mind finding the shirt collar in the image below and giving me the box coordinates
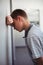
[24,24,33,38]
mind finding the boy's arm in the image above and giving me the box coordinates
[34,57,43,65]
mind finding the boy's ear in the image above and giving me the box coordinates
[17,16,21,22]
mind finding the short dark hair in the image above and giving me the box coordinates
[11,9,28,19]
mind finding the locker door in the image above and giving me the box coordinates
[0,0,13,65]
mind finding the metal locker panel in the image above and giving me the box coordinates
[0,0,12,65]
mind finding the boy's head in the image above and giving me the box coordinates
[6,9,30,32]
[10,9,29,32]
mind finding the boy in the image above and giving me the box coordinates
[6,9,43,65]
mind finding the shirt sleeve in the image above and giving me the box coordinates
[27,35,43,59]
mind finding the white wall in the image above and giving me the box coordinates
[12,0,43,46]
[40,9,43,31]
[0,0,12,65]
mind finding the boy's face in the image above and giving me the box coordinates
[13,16,24,32]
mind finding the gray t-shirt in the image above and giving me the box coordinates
[25,24,43,64]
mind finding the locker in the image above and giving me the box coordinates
[0,0,15,65]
